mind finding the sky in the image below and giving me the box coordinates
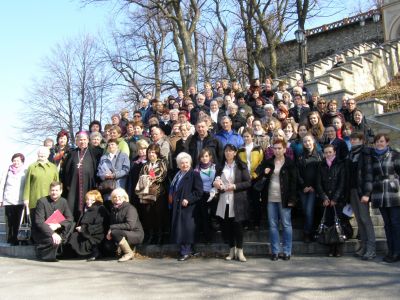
[0,0,373,171]
[0,0,118,169]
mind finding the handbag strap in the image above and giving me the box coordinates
[19,206,32,226]
[321,206,328,224]
[332,205,340,223]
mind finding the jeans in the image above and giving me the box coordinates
[268,202,292,255]
[379,206,400,256]
[299,191,316,234]
[180,244,192,256]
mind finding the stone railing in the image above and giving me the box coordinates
[305,9,381,36]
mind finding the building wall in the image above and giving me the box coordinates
[266,18,384,77]
[383,0,400,40]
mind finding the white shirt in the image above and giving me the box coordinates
[216,162,236,218]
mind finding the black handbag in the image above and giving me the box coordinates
[98,179,117,194]
[315,206,347,245]
[17,206,32,241]
[253,177,267,192]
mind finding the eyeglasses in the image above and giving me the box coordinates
[134,115,141,118]
[318,102,326,105]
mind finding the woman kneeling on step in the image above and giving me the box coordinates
[105,188,144,262]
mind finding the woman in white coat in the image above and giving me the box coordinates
[0,153,27,245]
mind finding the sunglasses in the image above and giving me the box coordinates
[318,102,326,104]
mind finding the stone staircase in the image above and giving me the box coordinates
[0,205,387,259]
[276,40,400,103]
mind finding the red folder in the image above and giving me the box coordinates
[45,209,66,224]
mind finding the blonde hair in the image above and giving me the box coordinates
[110,188,129,204]
[85,190,103,204]
[136,139,149,150]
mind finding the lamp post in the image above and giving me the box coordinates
[359,15,366,42]
[372,10,381,44]
[295,28,307,82]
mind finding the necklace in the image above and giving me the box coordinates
[77,148,88,169]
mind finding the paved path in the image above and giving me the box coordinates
[1,255,399,299]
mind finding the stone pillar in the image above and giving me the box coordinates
[357,98,387,117]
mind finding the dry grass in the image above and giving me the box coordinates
[355,74,400,112]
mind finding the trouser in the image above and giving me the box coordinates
[140,196,167,234]
[180,244,192,256]
[299,191,316,234]
[5,205,24,244]
[268,202,292,255]
[350,189,376,252]
[248,187,262,227]
[195,192,212,240]
[222,205,243,248]
[110,229,142,245]
[379,206,400,256]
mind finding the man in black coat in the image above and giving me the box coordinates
[33,181,74,262]
[188,120,223,168]
[289,94,311,124]
[190,94,210,125]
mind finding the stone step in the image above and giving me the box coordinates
[0,232,6,243]
[0,222,6,232]
[207,224,386,242]
[304,79,331,95]
[0,239,388,259]
[320,89,356,101]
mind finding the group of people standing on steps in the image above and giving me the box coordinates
[1,77,399,263]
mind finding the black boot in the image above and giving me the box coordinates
[328,245,335,257]
[87,246,100,262]
[142,232,151,245]
[156,232,164,245]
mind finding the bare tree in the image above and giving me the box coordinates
[19,34,114,145]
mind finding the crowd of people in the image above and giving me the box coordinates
[1,77,399,264]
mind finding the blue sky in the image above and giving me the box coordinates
[0,0,116,169]
[0,0,373,170]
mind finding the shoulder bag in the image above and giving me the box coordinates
[17,206,32,241]
[315,206,347,245]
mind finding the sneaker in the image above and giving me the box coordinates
[361,252,376,261]
[353,247,365,258]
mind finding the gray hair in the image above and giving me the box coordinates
[176,152,192,168]
[264,103,274,111]
[228,103,238,110]
[197,94,205,101]
[220,116,232,124]
[90,132,102,140]
[37,146,50,157]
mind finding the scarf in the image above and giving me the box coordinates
[134,156,147,164]
[10,164,24,175]
[326,156,336,168]
[374,147,389,156]
[168,170,187,205]
[199,161,212,170]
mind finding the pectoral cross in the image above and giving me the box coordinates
[77,162,82,169]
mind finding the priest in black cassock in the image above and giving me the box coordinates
[61,131,99,221]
